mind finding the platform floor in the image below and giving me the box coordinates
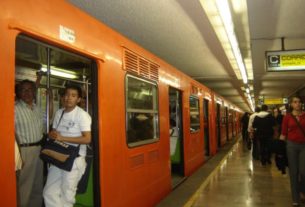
[157,137,296,207]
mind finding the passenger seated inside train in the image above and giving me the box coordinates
[127,113,154,143]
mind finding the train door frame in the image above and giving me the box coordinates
[216,103,221,148]
[14,34,101,206]
[203,98,210,158]
[225,107,229,141]
[232,111,236,137]
[168,87,185,188]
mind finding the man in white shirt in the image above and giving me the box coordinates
[248,106,261,160]
[43,85,91,207]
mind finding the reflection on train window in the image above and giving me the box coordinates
[126,75,159,147]
[189,96,200,132]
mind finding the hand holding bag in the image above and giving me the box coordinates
[40,111,80,172]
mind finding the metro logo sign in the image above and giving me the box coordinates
[266,50,305,71]
[268,55,280,67]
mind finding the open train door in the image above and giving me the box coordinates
[169,87,184,188]
[15,35,100,207]
[203,98,210,159]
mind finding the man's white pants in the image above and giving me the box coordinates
[43,156,86,207]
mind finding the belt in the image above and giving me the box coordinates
[19,141,41,147]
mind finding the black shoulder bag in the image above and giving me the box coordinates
[40,111,80,172]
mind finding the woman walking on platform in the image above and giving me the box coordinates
[280,95,305,206]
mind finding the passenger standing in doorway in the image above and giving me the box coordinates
[280,95,305,206]
[169,118,179,157]
[253,105,276,165]
[15,79,44,207]
[43,85,91,207]
[248,106,261,160]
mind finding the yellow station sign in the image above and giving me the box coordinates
[264,98,284,105]
[266,50,305,71]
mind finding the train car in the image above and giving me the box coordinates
[212,95,241,149]
[234,110,242,135]
[213,96,224,148]
[0,1,242,206]
[223,101,230,142]
[227,106,233,140]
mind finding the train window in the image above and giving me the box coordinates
[190,96,200,132]
[125,75,159,147]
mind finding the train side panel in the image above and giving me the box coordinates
[0,1,171,206]
[183,80,204,176]
[0,20,19,207]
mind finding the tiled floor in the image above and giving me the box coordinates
[190,141,293,207]
[157,138,298,207]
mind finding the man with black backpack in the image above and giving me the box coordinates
[253,104,276,166]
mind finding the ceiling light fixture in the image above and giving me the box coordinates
[215,0,248,84]
[199,0,254,111]
[41,66,78,79]
[247,93,254,111]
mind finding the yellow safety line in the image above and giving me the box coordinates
[184,139,240,207]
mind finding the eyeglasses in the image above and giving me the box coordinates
[20,88,34,93]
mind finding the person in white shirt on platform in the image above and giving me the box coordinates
[43,85,91,207]
[248,106,261,160]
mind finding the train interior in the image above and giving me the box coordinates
[15,35,98,206]
[168,87,185,188]
[126,75,159,147]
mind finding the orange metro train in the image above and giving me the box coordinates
[0,0,242,206]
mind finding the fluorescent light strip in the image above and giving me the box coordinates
[215,0,248,84]
[41,67,77,79]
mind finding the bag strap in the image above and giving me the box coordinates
[170,128,174,136]
[54,110,80,148]
[55,110,65,130]
[291,114,305,138]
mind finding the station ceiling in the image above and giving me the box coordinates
[68,0,305,112]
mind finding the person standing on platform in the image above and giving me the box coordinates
[273,107,284,139]
[253,104,276,165]
[280,95,305,206]
[248,106,261,160]
[241,112,250,142]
